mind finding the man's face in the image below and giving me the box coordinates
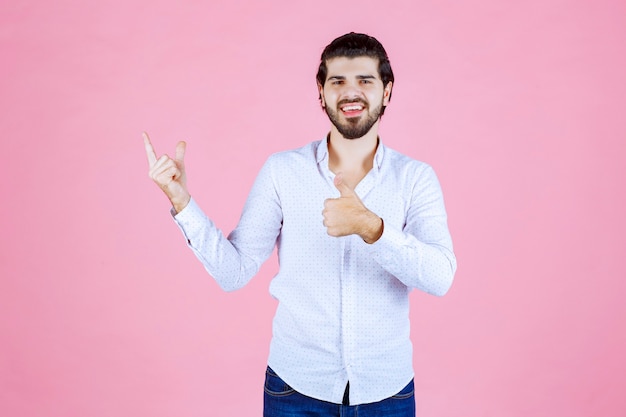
[319,56,392,139]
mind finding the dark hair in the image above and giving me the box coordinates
[316,32,395,112]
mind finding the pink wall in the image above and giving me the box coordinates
[1,0,625,416]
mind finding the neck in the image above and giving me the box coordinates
[327,124,379,176]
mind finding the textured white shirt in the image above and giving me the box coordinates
[173,138,456,405]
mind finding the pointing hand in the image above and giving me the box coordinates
[143,131,191,213]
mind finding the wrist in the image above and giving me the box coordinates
[171,193,191,214]
[362,215,384,244]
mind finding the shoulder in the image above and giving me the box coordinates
[253,141,323,196]
[382,144,436,179]
[381,146,446,208]
[263,140,321,170]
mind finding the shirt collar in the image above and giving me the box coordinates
[316,136,386,171]
[315,136,330,164]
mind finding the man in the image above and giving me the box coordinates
[144,32,456,417]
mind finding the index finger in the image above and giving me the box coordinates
[142,131,158,166]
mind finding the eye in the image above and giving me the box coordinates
[331,80,344,85]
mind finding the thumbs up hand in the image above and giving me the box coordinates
[322,174,384,244]
[143,131,191,213]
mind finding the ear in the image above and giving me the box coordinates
[317,81,326,108]
[383,81,393,106]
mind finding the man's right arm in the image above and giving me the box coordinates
[144,132,282,291]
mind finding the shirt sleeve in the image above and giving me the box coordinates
[370,165,457,296]
[172,157,282,291]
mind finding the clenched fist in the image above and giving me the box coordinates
[143,131,191,213]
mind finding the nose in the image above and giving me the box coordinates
[340,81,363,100]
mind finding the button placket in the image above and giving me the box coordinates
[340,236,358,382]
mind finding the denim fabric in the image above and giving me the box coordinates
[263,367,416,417]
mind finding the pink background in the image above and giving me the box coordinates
[1,0,625,416]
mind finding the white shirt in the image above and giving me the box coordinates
[173,138,456,405]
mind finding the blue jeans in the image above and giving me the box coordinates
[263,367,416,417]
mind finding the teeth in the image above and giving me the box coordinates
[342,105,363,111]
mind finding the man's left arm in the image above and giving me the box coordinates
[369,165,457,296]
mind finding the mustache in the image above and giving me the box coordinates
[337,98,368,107]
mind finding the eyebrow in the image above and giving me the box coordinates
[327,75,378,81]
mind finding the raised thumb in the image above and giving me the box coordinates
[334,174,354,197]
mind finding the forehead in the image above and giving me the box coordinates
[325,56,380,80]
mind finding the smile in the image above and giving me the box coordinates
[341,104,364,112]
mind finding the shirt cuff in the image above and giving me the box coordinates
[367,224,408,266]
[170,197,207,244]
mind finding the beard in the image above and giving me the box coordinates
[325,97,384,139]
